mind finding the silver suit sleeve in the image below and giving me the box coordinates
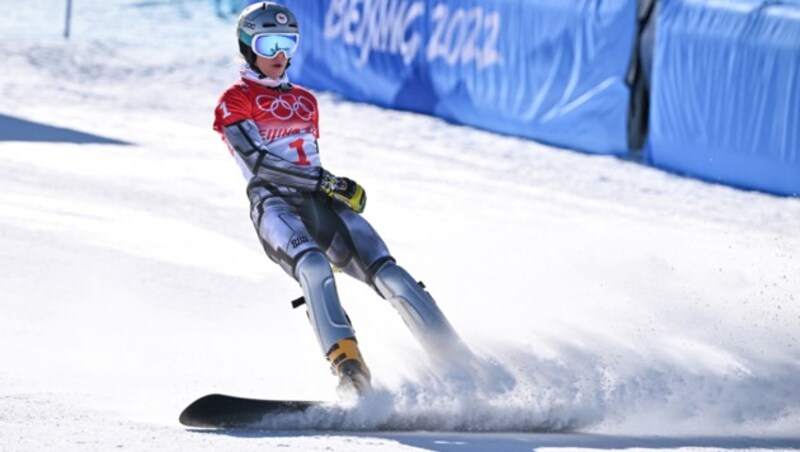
[222,120,321,192]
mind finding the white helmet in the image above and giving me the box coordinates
[236,2,300,66]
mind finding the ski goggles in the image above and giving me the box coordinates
[251,33,300,59]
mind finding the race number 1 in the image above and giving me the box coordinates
[290,138,311,166]
[219,101,231,119]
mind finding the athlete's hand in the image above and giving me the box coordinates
[319,170,367,213]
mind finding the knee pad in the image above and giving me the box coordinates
[295,251,355,355]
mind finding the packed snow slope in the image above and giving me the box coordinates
[1,1,799,451]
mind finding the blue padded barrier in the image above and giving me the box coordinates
[268,0,637,155]
[647,0,800,196]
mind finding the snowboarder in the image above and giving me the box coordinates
[212,2,466,396]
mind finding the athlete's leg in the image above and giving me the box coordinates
[293,251,353,352]
[251,193,370,393]
[313,201,516,392]
[257,193,370,394]
[372,260,470,358]
[310,200,394,284]
[317,202,468,359]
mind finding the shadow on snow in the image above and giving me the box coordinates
[0,114,130,145]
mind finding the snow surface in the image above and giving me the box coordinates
[1,1,799,451]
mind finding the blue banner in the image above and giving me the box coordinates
[268,0,637,155]
[647,0,800,196]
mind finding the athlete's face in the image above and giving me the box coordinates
[256,52,289,80]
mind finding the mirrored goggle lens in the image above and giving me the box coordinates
[251,33,299,58]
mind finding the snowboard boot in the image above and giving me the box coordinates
[326,338,371,397]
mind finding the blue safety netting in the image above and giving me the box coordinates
[647,0,800,196]
[265,0,637,155]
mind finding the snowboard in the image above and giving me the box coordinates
[179,394,323,428]
[180,393,568,432]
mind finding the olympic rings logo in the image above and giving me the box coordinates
[255,93,316,121]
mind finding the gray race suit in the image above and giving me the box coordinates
[222,118,465,360]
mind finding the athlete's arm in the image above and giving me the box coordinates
[222,119,321,192]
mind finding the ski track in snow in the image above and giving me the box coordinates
[1,1,800,451]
